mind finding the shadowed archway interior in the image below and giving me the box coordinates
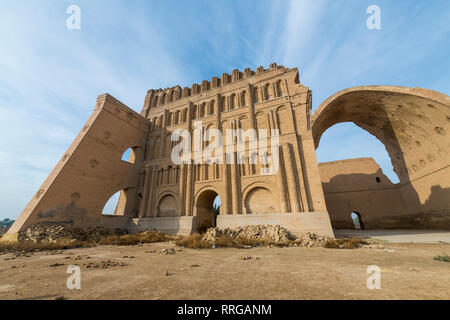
[195,190,220,232]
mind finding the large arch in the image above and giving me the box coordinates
[312,86,450,229]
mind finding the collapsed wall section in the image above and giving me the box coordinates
[7,94,149,234]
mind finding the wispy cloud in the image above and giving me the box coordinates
[0,0,187,219]
[255,0,449,183]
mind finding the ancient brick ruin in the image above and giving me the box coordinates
[5,64,450,239]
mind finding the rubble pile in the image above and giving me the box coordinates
[201,225,333,247]
[202,225,295,244]
[18,223,114,243]
[19,223,73,243]
[293,232,331,248]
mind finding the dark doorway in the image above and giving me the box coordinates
[195,190,220,233]
[351,212,365,230]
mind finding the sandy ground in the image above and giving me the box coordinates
[0,237,449,300]
[335,230,450,243]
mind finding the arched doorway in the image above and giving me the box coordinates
[351,212,365,230]
[195,190,220,233]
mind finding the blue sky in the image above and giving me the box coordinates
[0,0,449,220]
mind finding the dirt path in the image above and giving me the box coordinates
[0,241,449,300]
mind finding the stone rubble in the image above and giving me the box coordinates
[201,225,332,247]
[83,259,127,269]
[294,232,331,248]
[202,225,296,244]
[66,255,91,260]
[160,248,179,255]
[18,223,114,243]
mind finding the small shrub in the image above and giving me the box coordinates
[175,233,209,249]
[434,255,450,263]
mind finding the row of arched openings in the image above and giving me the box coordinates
[148,79,286,131]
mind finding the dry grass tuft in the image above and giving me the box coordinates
[324,238,368,249]
[0,239,91,253]
[215,234,234,247]
[232,236,290,248]
[99,232,176,246]
[0,231,177,253]
[175,233,210,249]
[175,233,291,249]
